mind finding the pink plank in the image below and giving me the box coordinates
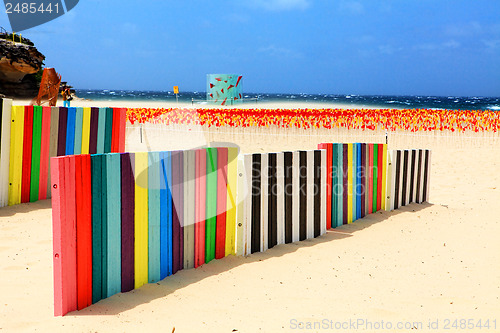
[368,144,374,214]
[194,149,206,268]
[38,107,51,200]
[118,108,126,152]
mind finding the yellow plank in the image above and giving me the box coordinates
[81,107,91,154]
[8,106,24,206]
[225,148,238,256]
[135,152,149,289]
[381,144,387,211]
[347,143,353,223]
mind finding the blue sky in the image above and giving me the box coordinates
[2,0,499,96]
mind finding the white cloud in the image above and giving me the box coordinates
[248,0,310,11]
[483,39,500,50]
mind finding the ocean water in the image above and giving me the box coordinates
[75,89,500,111]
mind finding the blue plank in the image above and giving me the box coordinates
[148,152,161,283]
[107,153,122,297]
[352,143,357,222]
[74,107,83,155]
[356,143,362,220]
[97,107,106,154]
[65,107,76,155]
[166,151,173,276]
[159,151,172,279]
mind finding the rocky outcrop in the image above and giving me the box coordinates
[0,38,45,97]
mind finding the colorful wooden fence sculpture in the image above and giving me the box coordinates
[0,99,126,207]
[51,144,431,316]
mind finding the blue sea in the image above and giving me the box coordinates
[75,89,500,111]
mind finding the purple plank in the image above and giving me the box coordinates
[89,107,99,154]
[121,153,135,292]
[360,143,366,218]
[57,108,68,156]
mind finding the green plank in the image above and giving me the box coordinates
[30,106,42,202]
[106,153,121,297]
[91,154,103,303]
[373,144,378,213]
[205,148,217,263]
[101,154,108,296]
[148,152,161,282]
[97,108,106,154]
[104,108,113,153]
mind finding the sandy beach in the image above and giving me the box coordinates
[1,100,499,332]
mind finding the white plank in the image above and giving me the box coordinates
[260,153,268,252]
[320,149,327,235]
[292,151,300,242]
[276,152,285,245]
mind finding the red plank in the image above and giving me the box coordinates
[21,106,33,203]
[52,156,77,316]
[118,108,126,152]
[194,149,206,268]
[82,155,92,307]
[111,108,119,153]
[318,143,332,230]
[215,148,228,259]
[377,144,383,211]
[38,107,51,200]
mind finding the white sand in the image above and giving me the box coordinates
[1,101,499,332]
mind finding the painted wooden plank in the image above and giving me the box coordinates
[250,153,261,253]
[291,151,300,242]
[406,149,413,205]
[356,143,362,220]
[317,143,331,230]
[276,152,285,245]
[134,152,149,288]
[410,149,418,204]
[336,143,343,228]
[268,152,278,249]
[306,150,315,239]
[347,143,353,224]
[423,150,431,203]
[225,147,238,256]
[342,144,348,224]
[21,106,33,203]
[74,107,83,155]
[91,155,103,303]
[401,150,408,207]
[352,143,357,222]
[416,150,423,204]
[118,108,126,153]
[216,148,228,259]
[75,156,88,310]
[121,153,135,292]
[52,156,77,316]
[298,151,307,240]
[106,153,122,297]
[100,155,108,298]
[81,108,91,154]
[82,155,93,307]
[366,144,373,214]
[96,108,106,154]
[38,107,51,200]
[205,148,217,261]
[30,106,43,202]
[183,150,195,269]
[160,151,173,276]
[331,144,339,227]
[394,150,402,209]
[260,153,269,251]
[283,152,293,243]
[148,152,161,283]
[377,143,383,211]
[372,143,378,213]
[47,107,59,199]
[0,99,12,206]
[313,150,322,237]
[194,149,206,266]
[364,144,370,216]
[111,108,120,153]
[381,144,387,211]
[89,107,99,154]
[320,149,327,235]
[239,154,252,256]
[386,150,394,211]
[171,150,184,272]
[65,107,76,155]
[57,107,67,157]
[104,108,113,153]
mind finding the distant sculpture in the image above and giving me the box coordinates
[33,68,61,106]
